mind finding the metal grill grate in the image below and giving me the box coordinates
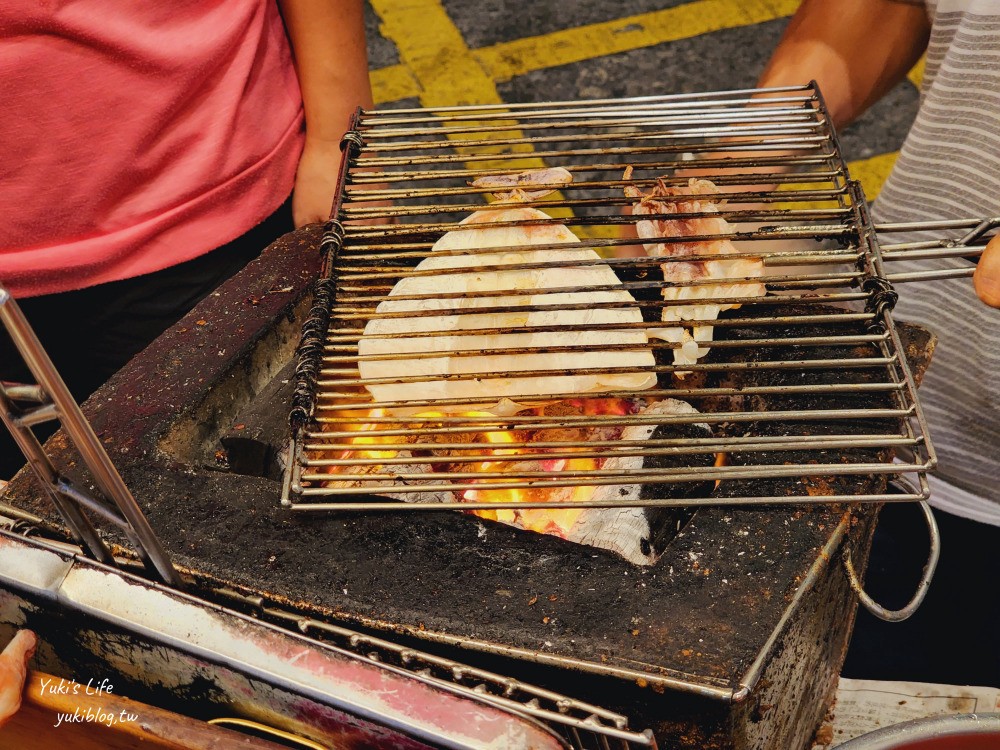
[283,83,934,512]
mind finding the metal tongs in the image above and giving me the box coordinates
[0,283,181,586]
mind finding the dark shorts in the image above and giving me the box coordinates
[1,200,295,479]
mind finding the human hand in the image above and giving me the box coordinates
[973,233,1000,308]
[291,137,345,228]
[0,630,36,727]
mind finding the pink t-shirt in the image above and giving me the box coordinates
[0,1,305,297]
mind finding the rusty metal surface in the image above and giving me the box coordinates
[0,531,567,750]
[2,217,936,698]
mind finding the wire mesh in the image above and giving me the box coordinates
[283,83,934,512]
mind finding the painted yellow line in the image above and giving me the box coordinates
[370,64,421,105]
[907,55,926,90]
[366,0,805,222]
[370,0,802,106]
[476,0,800,83]
[367,0,497,108]
[848,151,899,200]
[369,0,919,118]
[367,0,569,209]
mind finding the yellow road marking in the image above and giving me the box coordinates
[476,0,800,83]
[907,55,926,89]
[368,0,896,229]
[367,0,497,108]
[367,0,806,230]
[848,151,899,200]
[370,64,421,104]
[370,0,802,105]
[367,0,569,210]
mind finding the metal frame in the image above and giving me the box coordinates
[0,284,181,586]
[283,83,935,511]
[262,610,657,750]
[0,525,655,750]
[877,216,995,283]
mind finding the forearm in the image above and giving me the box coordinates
[278,0,374,226]
[757,0,930,129]
[279,0,374,144]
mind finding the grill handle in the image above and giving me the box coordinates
[877,217,996,284]
[842,495,940,622]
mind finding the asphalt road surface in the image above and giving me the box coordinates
[361,0,921,200]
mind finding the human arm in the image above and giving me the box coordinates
[633,0,930,253]
[667,0,929,187]
[756,0,930,130]
[279,0,375,227]
[974,235,1000,308]
[0,630,36,727]
[762,3,1000,310]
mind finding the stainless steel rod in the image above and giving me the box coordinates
[313,381,902,413]
[322,335,885,365]
[0,284,182,586]
[296,477,934,503]
[318,358,896,389]
[351,137,830,168]
[305,436,918,466]
[327,309,874,340]
[0,385,115,564]
[0,383,47,403]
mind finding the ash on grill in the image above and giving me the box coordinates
[284,83,934,566]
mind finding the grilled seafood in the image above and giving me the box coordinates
[624,168,766,372]
[359,169,656,407]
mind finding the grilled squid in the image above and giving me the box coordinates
[359,168,657,408]
[624,168,767,371]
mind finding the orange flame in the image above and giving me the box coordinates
[329,398,637,540]
[338,408,397,461]
[464,412,525,526]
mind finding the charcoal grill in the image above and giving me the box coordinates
[0,281,656,749]
[283,83,948,516]
[1,83,990,750]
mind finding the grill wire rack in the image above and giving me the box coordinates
[879,217,996,283]
[283,82,947,512]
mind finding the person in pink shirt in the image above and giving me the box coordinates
[0,1,374,477]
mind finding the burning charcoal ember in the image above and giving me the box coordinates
[317,396,713,565]
[313,409,455,503]
[624,168,767,372]
[357,169,656,406]
[514,399,625,444]
[563,399,713,566]
[690,303,906,499]
[460,398,712,566]
[319,451,455,504]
